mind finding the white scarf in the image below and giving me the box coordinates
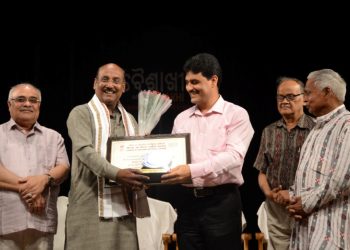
[88,94,140,218]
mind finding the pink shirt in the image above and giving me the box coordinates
[172,96,254,187]
[0,119,70,235]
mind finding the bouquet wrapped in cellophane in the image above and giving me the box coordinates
[138,90,172,136]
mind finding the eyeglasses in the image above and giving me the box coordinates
[10,96,41,104]
[276,93,303,102]
[99,76,124,85]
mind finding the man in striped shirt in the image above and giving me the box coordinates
[254,77,315,250]
[288,69,350,249]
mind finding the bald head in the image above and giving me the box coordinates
[96,63,125,80]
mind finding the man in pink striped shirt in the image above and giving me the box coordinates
[0,83,70,250]
[162,53,254,250]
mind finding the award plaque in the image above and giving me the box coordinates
[106,133,191,185]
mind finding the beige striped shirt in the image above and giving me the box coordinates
[290,105,350,249]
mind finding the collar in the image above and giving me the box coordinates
[8,118,42,133]
[315,104,346,125]
[190,95,225,117]
[276,114,315,130]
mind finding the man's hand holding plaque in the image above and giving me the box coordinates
[161,164,192,184]
[141,150,173,184]
[116,169,150,190]
[160,164,192,185]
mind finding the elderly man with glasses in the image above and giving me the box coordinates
[253,77,315,250]
[0,83,70,250]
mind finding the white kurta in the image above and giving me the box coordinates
[290,105,350,249]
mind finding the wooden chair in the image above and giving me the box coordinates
[162,233,178,250]
[255,232,267,250]
[241,233,252,250]
[162,233,252,250]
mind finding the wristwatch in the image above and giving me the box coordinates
[46,174,55,187]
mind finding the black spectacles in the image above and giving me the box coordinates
[10,96,41,104]
[276,93,303,102]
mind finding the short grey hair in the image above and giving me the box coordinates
[276,76,305,92]
[307,69,346,102]
[8,83,42,101]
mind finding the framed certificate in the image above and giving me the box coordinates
[107,133,191,184]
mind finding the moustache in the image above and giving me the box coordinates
[279,104,291,108]
[103,87,116,93]
[19,108,33,112]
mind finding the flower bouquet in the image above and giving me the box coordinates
[138,90,172,136]
[137,90,173,183]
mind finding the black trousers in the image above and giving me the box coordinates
[174,185,242,250]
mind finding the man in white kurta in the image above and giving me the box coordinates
[288,69,350,249]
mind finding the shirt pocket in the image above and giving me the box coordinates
[35,143,56,172]
[206,127,227,152]
[309,165,329,178]
[2,142,25,173]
